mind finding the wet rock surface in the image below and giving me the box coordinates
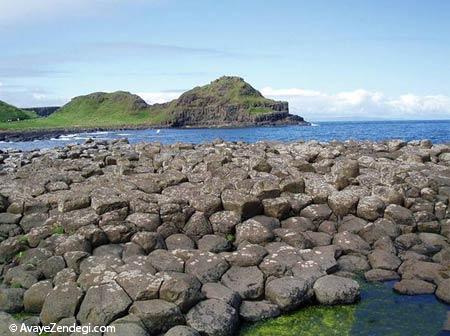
[0,138,449,335]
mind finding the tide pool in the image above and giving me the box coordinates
[239,281,449,336]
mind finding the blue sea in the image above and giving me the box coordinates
[0,120,449,151]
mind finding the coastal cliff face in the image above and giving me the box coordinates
[154,76,307,127]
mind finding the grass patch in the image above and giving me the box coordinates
[14,251,24,262]
[12,311,35,320]
[18,235,28,245]
[52,225,65,235]
[248,107,273,115]
[226,233,235,242]
[11,282,23,288]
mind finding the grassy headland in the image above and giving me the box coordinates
[0,76,301,131]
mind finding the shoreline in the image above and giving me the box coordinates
[0,121,310,142]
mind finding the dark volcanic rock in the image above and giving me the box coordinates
[77,281,132,326]
[185,252,229,283]
[159,272,203,312]
[394,279,436,295]
[201,282,241,308]
[0,138,449,335]
[221,189,263,220]
[265,277,310,311]
[186,299,239,336]
[313,275,360,305]
[0,287,25,313]
[129,299,185,334]
[239,300,281,322]
[436,279,450,303]
[40,283,84,324]
[221,266,265,300]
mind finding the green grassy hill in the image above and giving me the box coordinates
[39,91,169,126]
[0,100,38,123]
[179,76,273,106]
[159,76,281,116]
[0,91,168,130]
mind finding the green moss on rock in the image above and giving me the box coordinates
[239,305,355,336]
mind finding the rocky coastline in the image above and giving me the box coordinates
[0,118,310,143]
[0,138,449,335]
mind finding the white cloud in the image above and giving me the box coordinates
[388,94,450,113]
[137,91,181,104]
[260,87,450,121]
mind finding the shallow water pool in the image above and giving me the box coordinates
[239,281,449,336]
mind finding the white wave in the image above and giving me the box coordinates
[59,134,79,139]
[50,136,88,141]
[310,123,319,127]
[89,131,109,135]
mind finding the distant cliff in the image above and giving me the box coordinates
[150,76,308,127]
[23,106,60,117]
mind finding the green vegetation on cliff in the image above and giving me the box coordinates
[151,76,294,127]
[0,76,301,131]
[179,76,274,107]
[0,100,37,123]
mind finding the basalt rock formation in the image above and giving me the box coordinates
[0,138,448,335]
[153,76,307,127]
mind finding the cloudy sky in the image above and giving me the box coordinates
[1,0,449,121]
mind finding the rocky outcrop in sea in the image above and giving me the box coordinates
[0,138,449,335]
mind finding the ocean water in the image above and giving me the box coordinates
[0,120,449,151]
